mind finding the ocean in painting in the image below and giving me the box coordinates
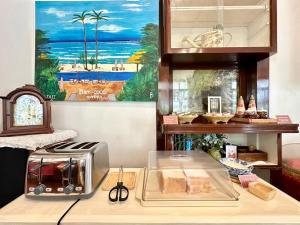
[48,41,141,64]
[56,71,135,81]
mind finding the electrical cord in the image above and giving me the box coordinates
[57,198,80,225]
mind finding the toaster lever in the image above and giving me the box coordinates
[34,184,46,195]
[33,158,46,195]
[64,184,75,194]
[63,158,75,195]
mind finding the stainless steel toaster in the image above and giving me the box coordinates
[25,141,109,198]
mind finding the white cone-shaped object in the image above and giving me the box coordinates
[247,95,257,112]
[236,96,246,116]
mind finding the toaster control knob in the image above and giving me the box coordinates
[64,184,75,194]
[34,184,46,195]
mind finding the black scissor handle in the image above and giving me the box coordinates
[119,185,129,201]
[108,186,119,202]
[108,182,129,202]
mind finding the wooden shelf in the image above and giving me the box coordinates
[162,123,299,134]
[163,50,270,64]
[253,163,279,169]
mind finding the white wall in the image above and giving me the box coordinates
[0,0,157,167]
[269,0,300,144]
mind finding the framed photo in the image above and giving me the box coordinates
[208,96,222,113]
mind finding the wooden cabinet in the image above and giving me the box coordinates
[159,0,278,115]
[158,0,278,115]
[157,0,300,187]
[162,0,277,63]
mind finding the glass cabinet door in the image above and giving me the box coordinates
[169,0,271,49]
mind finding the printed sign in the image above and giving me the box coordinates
[163,115,178,125]
[276,115,292,124]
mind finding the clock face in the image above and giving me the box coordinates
[13,95,44,126]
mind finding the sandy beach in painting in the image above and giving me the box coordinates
[59,63,142,73]
[61,80,125,101]
[57,63,142,101]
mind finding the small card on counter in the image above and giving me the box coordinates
[276,115,292,124]
[238,174,258,188]
[226,145,237,159]
[163,115,178,124]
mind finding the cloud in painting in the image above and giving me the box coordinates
[122,3,143,12]
[127,8,142,12]
[122,3,142,7]
[44,8,70,18]
[97,24,128,33]
[108,17,123,20]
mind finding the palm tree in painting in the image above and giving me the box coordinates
[90,10,108,69]
[72,11,90,70]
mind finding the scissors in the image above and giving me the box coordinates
[108,166,129,202]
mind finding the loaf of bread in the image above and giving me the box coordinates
[161,170,187,193]
[160,169,215,194]
[184,169,214,194]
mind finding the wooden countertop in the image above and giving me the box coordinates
[0,168,299,225]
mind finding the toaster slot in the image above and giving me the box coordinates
[46,142,69,150]
[56,142,77,149]
[71,142,90,149]
[81,142,99,149]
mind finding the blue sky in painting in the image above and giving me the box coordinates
[35,0,159,42]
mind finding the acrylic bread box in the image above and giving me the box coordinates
[136,151,239,206]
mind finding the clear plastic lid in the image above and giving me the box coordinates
[143,151,239,202]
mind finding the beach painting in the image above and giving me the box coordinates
[35,0,159,101]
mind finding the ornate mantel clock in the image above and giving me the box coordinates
[0,85,53,137]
